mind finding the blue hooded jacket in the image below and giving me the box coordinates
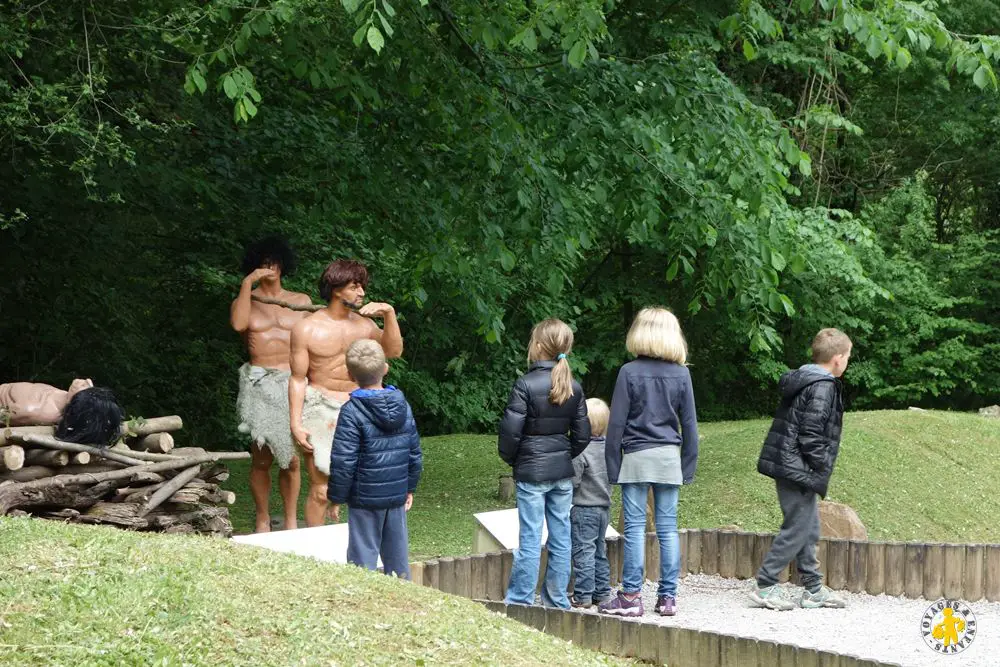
[326,387,423,510]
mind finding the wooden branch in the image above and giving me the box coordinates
[110,449,180,463]
[250,295,323,312]
[24,449,69,467]
[140,465,202,516]
[0,426,52,446]
[71,452,91,465]
[124,416,183,437]
[135,432,174,453]
[11,434,145,466]
[1,465,54,482]
[0,445,25,472]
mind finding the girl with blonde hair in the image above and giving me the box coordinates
[599,307,699,618]
[498,318,591,608]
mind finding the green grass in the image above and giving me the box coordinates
[225,410,1000,558]
[0,516,631,666]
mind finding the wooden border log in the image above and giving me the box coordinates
[470,554,488,600]
[964,545,985,602]
[687,530,703,574]
[751,533,771,581]
[423,559,439,590]
[140,465,202,516]
[923,543,945,600]
[736,532,755,580]
[883,543,905,596]
[0,445,25,472]
[904,543,926,599]
[984,546,1000,601]
[701,529,720,575]
[942,545,966,600]
[485,552,504,601]
[135,433,174,454]
[24,449,69,467]
[11,434,144,466]
[718,530,737,578]
[847,541,867,593]
[825,539,849,590]
[678,529,689,573]
[124,416,183,437]
[865,542,886,596]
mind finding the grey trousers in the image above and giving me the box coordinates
[756,478,823,592]
[347,505,410,580]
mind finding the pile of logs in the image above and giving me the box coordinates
[0,416,248,537]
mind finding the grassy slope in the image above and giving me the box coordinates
[224,410,1000,558]
[0,517,630,667]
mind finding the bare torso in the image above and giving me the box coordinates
[237,289,312,371]
[0,382,69,426]
[302,311,381,402]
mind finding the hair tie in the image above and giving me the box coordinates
[557,353,567,361]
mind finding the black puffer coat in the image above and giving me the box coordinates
[757,365,844,498]
[498,361,591,483]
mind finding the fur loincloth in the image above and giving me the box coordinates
[301,386,344,476]
[236,363,296,469]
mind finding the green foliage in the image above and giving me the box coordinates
[1,0,999,444]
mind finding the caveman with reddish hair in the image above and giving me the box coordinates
[289,259,403,527]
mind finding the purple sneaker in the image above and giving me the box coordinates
[598,591,644,617]
[655,595,677,616]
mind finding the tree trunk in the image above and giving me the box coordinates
[0,445,25,472]
[134,432,174,454]
[24,449,69,467]
[123,416,184,437]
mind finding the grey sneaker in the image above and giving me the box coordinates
[748,584,796,611]
[801,586,847,609]
[598,591,644,617]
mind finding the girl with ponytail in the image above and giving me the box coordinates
[498,319,591,609]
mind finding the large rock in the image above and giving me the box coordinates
[818,501,868,540]
[980,405,1000,418]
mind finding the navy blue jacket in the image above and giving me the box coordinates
[326,386,423,510]
[605,357,699,485]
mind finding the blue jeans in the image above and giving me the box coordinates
[347,505,410,580]
[571,505,611,603]
[621,483,680,597]
[505,478,573,608]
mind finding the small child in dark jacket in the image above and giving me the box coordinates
[750,328,851,611]
[327,339,422,579]
[570,398,613,608]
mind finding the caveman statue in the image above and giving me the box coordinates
[0,379,124,446]
[289,259,403,527]
[231,236,313,532]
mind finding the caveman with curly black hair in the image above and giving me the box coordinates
[231,235,314,533]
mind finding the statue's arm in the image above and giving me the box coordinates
[288,319,312,450]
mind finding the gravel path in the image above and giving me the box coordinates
[589,575,1000,666]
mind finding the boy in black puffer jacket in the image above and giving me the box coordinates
[750,328,852,611]
[327,339,422,579]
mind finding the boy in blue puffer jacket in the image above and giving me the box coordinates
[327,339,422,579]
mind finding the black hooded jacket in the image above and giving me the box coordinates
[498,361,591,483]
[757,365,844,498]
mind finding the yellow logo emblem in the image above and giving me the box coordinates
[921,599,976,654]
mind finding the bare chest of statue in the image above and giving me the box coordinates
[306,314,378,397]
[245,298,306,369]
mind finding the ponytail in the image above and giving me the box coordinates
[549,357,574,405]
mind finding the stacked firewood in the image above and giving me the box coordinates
[0,416,248,537]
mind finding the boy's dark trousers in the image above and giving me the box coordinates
[347,505,410,579]
[756,478,823,592]
[571,505,612,603]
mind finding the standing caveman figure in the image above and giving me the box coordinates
[289,259,402,527]
[231,236,313,532]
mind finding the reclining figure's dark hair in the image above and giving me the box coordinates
[55,387,124,448]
